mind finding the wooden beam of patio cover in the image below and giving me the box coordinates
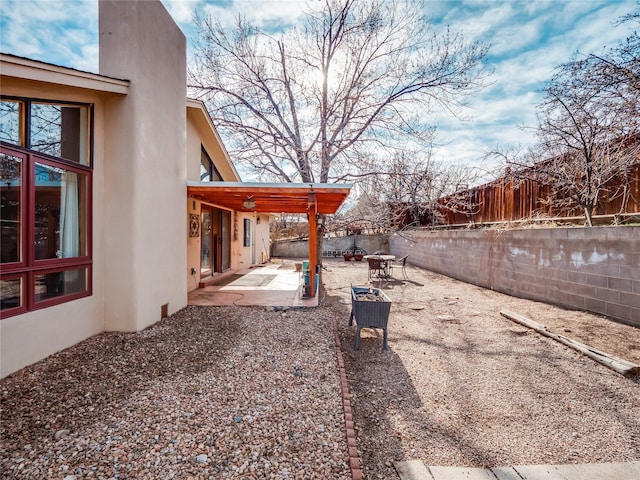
[187,182,351,214]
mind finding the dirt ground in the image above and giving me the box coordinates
[319,258,640,479]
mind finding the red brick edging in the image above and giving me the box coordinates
[332,317,363,480]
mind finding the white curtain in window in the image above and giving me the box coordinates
[60,171,79,258]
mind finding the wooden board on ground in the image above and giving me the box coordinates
[500,310,640,376]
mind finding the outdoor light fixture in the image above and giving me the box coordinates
[242,197,256,210]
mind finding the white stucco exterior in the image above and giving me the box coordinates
[0,64,124,377]
[0,0,271,377]
[99,0,188,331]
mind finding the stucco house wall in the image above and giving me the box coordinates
[184,100,250,290]
[1,0,273,378]
[186,100,240,183]
[99,0,188,332]
[0,74,119,378]
[254,214,271,264]
[231,213,271,269]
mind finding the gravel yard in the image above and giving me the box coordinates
[2,258,639,480]
[323,258,640,479]
[0,306,350,480]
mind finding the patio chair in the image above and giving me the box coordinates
[367,258,384,280]
[390,254,409,280]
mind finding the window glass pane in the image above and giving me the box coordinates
[34,268,87,302]
[34,162,87,260]
[1,277,23,310]
[200,211,211,273]
[0,100,22,145]
[1,153,22,263]
[243,218,251,247]
[221,210,231,270]
[30,103,89,165]
[200,157,211,181]
[200,149,222,182]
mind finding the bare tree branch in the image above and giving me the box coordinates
[188,0,490,185]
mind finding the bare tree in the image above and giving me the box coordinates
[533,37,639,225]
[487,7,639,227]
[339,152,481,232]
[189,0,489,184]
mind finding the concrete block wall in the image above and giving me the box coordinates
[272,235,389,259]
[390,227,640,327]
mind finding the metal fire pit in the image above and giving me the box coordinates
[349,286,392,350]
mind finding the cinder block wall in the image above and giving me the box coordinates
[390,227,640,326]
[272,235,389,259]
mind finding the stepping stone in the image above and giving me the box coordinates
[514,461,640,480]
[513,463,584,479]
[491,467,523,480]
[394,460,435,480]
[398,461,640,480]
[428,466,498,479]
[570,461,640,480]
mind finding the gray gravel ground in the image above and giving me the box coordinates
[322,258,640,480]
[0,305,350,480]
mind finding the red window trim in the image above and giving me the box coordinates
[0,148,27,271]
[1,143,93,320]
[0,273,27,318]
[30,263,93,311]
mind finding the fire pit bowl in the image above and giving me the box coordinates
[349,286,392,350]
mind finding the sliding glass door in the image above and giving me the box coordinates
[200,207,231,275]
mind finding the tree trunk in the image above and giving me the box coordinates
[583,207,593,226]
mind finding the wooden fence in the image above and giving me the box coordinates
[440,163,640,225]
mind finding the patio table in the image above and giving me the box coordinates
[363,254,395,278]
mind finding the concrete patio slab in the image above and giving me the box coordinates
[511,464,583,479]
[188,262,318,308]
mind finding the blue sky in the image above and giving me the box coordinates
[1,0,637,174]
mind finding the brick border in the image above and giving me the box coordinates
[332,317,363,480]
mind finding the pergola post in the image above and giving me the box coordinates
[308,192,318,297]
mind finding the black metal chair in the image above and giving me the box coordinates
[391,254,409,280]
[367,258,384,280]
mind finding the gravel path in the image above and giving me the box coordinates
[0,306,350,479]
[322,258,640,480]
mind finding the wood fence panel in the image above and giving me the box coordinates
[440,163,640,225]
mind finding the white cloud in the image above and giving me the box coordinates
[198,0,305,30]
[162,0,202,24]
[2,0,637,174]
[449,2,518,42]
[563,2,637,57]
[0,0,97,71]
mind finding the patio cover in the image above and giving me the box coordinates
[186,181,352,297]
[187,182,351,214]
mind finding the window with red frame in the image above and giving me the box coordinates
[1,97,92,318]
